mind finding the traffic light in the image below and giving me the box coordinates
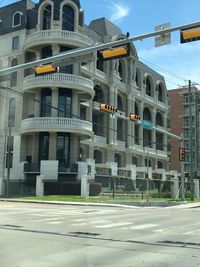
[34,64,59,76]
[179,148,185,161]
[99,104,117,113]
[180,26,200,43]
[129,113,140,123]
[98,43,130,61]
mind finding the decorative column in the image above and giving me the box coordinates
[139,102,144,146]
[51,88,58,117]
[152,108,156,150]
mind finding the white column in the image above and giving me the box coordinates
[194,179,199,198]
[51,88,58,117]
[152,108,156,150]
[0,177,5,196]
[36,175,44,196]
[34,91,40,117]
[127,96,133,148]
[72,93,79,118]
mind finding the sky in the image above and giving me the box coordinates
[1,0,200,89]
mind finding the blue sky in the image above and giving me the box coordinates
[1,0,200,89]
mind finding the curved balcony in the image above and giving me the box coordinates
[23,73,94,97]
[24,30,93,50]
[20,117,93,138]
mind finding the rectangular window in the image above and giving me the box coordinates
[184,94,189,103]
[58,88,71,117]
[184,118,189,127]
[12,36,19,50]
[38,132,49,161]
[56,133,70,164]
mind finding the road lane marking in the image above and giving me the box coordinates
[95,222,132,228]
[130,223,158,230]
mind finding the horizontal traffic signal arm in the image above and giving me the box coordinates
[99,103,117,113]
[34,64,59,76]
[98,43,130,61]
[180,26,200,43]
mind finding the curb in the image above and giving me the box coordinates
[1,198,198,208]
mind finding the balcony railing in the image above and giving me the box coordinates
[24,30,93,50]
[93,135,107,145]
[23,73,94,96]
[58,163,78,173]
[20,117,93,136]
[24,163,40,173]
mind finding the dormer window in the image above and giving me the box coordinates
[13,12,22,27]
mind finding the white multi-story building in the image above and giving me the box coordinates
[0,0,170,195]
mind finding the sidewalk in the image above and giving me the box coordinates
[1,197,199,208]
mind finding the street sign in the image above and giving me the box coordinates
[155,23,171,47]
[141,120,153,129]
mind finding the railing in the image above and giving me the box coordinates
[93,135,107,145]
[117,140,126,149]
[95,167,111,176]
[24,29,93,49]
[23,73,94,95]
[24,163,40,173]
[58,163,78,173]
[20,117,93,134]
[117,169,132,178]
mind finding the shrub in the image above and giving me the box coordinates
[89,182,102,196]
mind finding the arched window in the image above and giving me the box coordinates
[93,85,104,103]
[156,132,164,150]
[132,156,137,166]
[43,5,52,30]
[156,112,163,126]
[40,88,52,117]
[146,76,153,96]
[117,95,123,111]
[10,58,18,87]
[94,150,102,163]
[157,83,164,102]
[63,5,74,31]
[114,153,122,167]
[143,107,151,121]
[157,161,163,169]
[135,68,141,89]
[13,12,22,27]
[145,158,152,167]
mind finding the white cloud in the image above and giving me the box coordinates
[137,42,200,89]
[108,1,130,23]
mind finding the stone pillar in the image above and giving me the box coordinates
[127,96,133,148]
[170,171,179,199]
[34,91,40,117]
[108,87,115,145]
[163,114,168,152]
[139,102,144,146]
[36,175,44,197]
[81,175,89,198]
[87,159,95,180]
[40,160,58,180]
[77,161,88,179]
[152,108,156,150]
[72,93,79,118]
[194,179,199,198]
[51,45,60,56]
[0,177,5,196]
[51,88,58,117]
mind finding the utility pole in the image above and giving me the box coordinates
[6,119,12,197]
[180,133,185,202]
[189,79,194,200]
[146,152,150,202]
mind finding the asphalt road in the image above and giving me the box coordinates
[0,201,200,267]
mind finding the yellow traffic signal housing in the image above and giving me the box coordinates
[98,43,130,61]
[34,64,59,76]
[99,103,117,113]
[129,113,140,123]
[179,148,185,161]
[180,26,200,43]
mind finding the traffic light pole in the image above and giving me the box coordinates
[180,134,186,202]
[0,21,200,77]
